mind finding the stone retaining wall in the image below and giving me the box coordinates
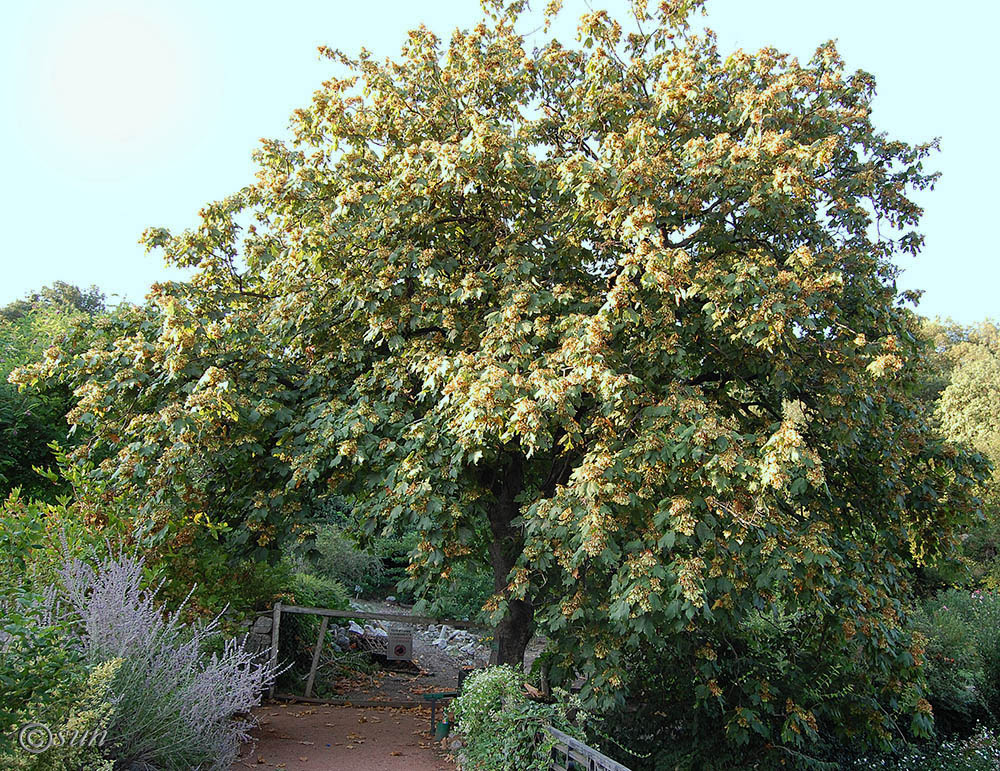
[243,612,273,657]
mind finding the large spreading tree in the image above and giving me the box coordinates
[19,0,985,750]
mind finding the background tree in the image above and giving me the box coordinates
[918,319,1000,587]
[934,320,1000,472]
[0,281,106,321]
[17,0,986,757]
[1,284,106,497]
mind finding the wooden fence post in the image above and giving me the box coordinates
[267,602,282,699]
[304,616,329,699]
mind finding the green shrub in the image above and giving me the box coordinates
[912,597,986,734]
[0,472,290,624]
[587,601,933,770]
[0,588,89,759]
[1,586,119,771]
[923,588,1000,720]
[0,486,123,597]
[453,665,586,771]
[368,531,421,600]
[277,572,350,681]
[287,571,350,611]
[156,543,292,619]
[853,725,1000,770]
[0,288,103,501]
[303,524,492,616]
[959,515,1000,588]
[1,659,120,771]
[964,589,1000,717]
[300,525,384,596]
[413,560,494,621]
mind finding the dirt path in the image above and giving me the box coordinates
[230,703,455,771]
[235,599,555,769]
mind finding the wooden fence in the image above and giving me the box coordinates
[266,602,485,698]
[544,726,633,771]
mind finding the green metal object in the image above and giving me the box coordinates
[422,691,458,735]
[434,717,451,739]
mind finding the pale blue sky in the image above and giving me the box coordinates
[1,1,995,322]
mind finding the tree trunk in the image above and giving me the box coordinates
[486,455,533,668]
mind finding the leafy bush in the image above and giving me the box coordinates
[413,560,494,621]
[0,286,103,500]
[303,520,492,618]
[586,600,934,770]
[962,590,1000,716]
[155,542,292,619]
[1,455,299,623]
[453,665,586,771]
[854,725,1000,771]
[912,596,986,734]
[919,588,1000,724]
[299,522,491,618]
[287,571,350,612]
[276,572,350,682]
[1,658,120,771]
[0,587,89,759]
[299,525,384,596]
[346,530,422,600]
[58,551,277,771]
[0,485,123,597]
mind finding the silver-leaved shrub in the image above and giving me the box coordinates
[58,551,277,771]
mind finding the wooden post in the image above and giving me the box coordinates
[304,616,329,699]
[267,602,282,699]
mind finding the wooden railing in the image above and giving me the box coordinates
[544,726,632,771]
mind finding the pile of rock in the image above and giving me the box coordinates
[329,622,354,653]
[416,623,488,662]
